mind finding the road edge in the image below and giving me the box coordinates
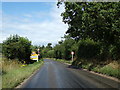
[53,59,120,83]
[15,62,44,88]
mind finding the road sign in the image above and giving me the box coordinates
[30,52,38,62]
[71,51,74,55]
[71,51,74,62]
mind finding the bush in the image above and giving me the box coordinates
[47,50,55,58]
[2,35,32,63]
[109,43,120,60]
[77,39,100,59]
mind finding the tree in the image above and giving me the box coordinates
[54,36,76,60]
[58,2,120,45]
[54,44,63,59]
[58,2,120,60]
[77,39,100,59]
[47,50,55,58]
[2,35,32,63]
[40,43,53,58]
[46,43,52,49]
[0,43,2,53]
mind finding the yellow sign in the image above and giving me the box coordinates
[30,52,38,62]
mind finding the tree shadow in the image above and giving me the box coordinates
[2,70,6,75]
[67,65,80,69]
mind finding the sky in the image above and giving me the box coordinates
[1,2,68,46]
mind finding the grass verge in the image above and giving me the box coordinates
[92,61,120,79]
[2,58,44,88]
[73,59,120,79]
[52,58,120,79]
[49,58,72,65]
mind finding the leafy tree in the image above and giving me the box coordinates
[2,35,32,63]
[47,50,55,58]
[77,39,100,59]
[58,2,120,45]
[46,43,52,49]
[0,43,2,53]
[58,2,120,60]
[40,43,53,58]
[54,36,76,60]
[41,45,45,49]
[63,38,75,60]
[54,44,63,59]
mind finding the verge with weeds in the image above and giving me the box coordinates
[73,59,120,79]
[52,58,120,79]
[2,58,44,88]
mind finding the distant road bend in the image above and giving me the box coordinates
[19,59,120,89]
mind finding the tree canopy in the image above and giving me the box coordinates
[2,35,32,63]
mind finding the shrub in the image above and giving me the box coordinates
[77,39,100,59]
[2,35,32,63]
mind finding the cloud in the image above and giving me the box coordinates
[2,3,68,46]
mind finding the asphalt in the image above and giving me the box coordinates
[20,59,120,89]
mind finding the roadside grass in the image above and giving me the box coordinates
[52,58,120,79]
[75,60,120,79]
[49,58,72,65]
[2,58,44,88]
[92,61,120,79]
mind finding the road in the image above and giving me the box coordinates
[20,59,120,89]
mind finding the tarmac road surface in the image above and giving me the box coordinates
[20,59,120,89]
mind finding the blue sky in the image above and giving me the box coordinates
[1,2,68,46]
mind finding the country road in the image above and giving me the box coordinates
[19,59,120,89]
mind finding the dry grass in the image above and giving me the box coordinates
[2,58,22,74]
[108,61,120,69]
[79,60,120,79]
[2,57,44,88]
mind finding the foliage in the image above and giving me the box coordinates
[77,39,100,59]
[54,37,75,60]
[31,2,120,63]
[47,50,55,58]
[2,57,44,88]
[2,35,32,63]
[0,43,2,53]
[57,2,120,61]
[58,2,120,44]
[41,43,52,58]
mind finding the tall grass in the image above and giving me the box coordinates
[79,60,120,79]
[2,58,44,88]
[92,61,120,79]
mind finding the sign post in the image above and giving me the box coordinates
[71,51,74,62]
[37,48,40,59]
[37,48,40,56]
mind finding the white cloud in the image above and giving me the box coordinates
[2,3,68,46]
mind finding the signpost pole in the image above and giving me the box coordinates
[72,53,73,62]
[37,55,38,62]
[71,51,74,62]
[37,48,39,56]
[37,48,40,61]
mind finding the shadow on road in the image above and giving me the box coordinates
[68,65,80,69]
